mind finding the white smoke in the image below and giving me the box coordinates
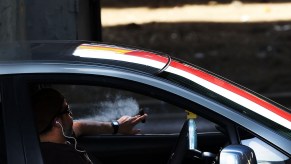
[82,96,140,122]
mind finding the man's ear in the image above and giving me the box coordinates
[53,118,62,127]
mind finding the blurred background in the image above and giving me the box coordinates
[100,0,291,108]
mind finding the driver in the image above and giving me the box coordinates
[32,88,147,164]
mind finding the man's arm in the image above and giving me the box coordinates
[73,114,147,137]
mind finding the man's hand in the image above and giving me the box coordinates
[117,114,147,135]
[73,114,148,137]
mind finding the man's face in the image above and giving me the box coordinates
[60,100,74,136]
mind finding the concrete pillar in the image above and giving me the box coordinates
[25,0,78,40]
[0,0,26,42]
[0,0,101,41]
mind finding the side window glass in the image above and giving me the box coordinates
[52,84,187,134]
[0,90,7,163]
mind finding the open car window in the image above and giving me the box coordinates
[50,84,219,135]
[27,75,228,164]
[28,82,228,164]
[52,84,187,134]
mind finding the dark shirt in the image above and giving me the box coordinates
[40,142,93,164]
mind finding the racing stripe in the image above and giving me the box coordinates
[75,44,290,129]
[73,46,167,69]
[78,44,132,54]
[79,44,168,63]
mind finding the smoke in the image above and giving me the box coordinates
[81,95,140,122]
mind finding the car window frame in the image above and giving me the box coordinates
[0,75,44,164]
[0,78,7,164]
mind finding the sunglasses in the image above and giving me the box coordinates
[59,105,73,117]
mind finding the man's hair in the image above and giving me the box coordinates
[32,88,65,134]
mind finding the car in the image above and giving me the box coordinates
[0,41,290,164]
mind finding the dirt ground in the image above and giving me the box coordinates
[100,1,291,107]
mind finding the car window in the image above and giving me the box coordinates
[28,80,226,164]
[0,90,7,164]
[52,84,187,134]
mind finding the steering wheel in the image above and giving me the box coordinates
[167,119,200,164]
